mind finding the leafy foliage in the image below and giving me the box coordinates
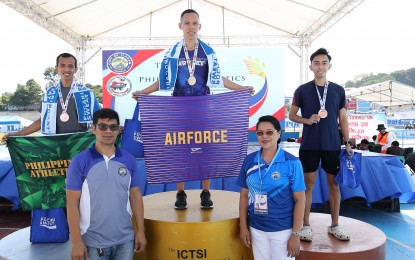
[1,66,103,108]
[345,67,415,88]
[9,79,43,107]
[43,66,59,89]
[86,83,103,104]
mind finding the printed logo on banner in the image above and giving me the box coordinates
[107,76,132,97]
[191,147,203,154]
[107,52,133,74]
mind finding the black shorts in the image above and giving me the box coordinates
[299,150,340,175]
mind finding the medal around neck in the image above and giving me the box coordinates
[318,109,328,118]
[188,76,196,86]
[60,112,69,122]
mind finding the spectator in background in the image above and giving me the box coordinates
[375,124,397,154]
[372,135,377,142]
[386,140,405,156]
[358,139,370,151]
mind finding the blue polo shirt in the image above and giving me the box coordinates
[66,145,139,248]
[237,148,306,232]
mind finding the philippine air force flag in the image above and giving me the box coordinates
[139,90,250,184]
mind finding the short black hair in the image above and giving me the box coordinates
[310,48,331,63]
[256,115,281,131]
[180,9,199,20]
[360,139,370,145]
[56,53,77,68]
[93,108,120,125]
[392,140,400,147]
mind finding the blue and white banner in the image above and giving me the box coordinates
[139,90,250,184]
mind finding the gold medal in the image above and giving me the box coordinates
[318,109,328,118]
[188,76,196,86]
[60,112,69,122]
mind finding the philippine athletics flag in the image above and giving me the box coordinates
[139,89,250,184]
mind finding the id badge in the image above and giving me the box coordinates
[254,194,268,214]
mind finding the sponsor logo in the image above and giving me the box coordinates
[191,148,203,154]
[39,217,57,229]
[168,248,208,259]
[107,76,132,97]
[118,167,128,177]
[107,52,133,74]
[134,131,143,143]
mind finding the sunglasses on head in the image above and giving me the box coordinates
[94,123,119,131]
[256,130,277,137]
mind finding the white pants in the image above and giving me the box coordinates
[250,226,292,260]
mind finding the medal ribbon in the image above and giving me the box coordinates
[58,81,76,114]
[315,81,329,109]
[183,39,199,77]
[257,148,280,193]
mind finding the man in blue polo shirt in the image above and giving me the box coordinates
[66,108,146,260]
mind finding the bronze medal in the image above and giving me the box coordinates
[188,76,196,86]
[318,109,328,118]
[60,112,69,122]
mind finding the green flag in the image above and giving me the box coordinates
[7,132,97,210]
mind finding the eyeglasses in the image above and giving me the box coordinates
[256,130,277,137]
[94,123,119,131]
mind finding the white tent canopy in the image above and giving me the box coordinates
[0,0,365,83]
[345,81,415,112]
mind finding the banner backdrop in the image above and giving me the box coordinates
[102,48,286,130]
[139,90,250,184]
[7,132,96,210]
[348,113,386,143]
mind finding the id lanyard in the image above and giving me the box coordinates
[254,149,279,214]
[257,148,279,192]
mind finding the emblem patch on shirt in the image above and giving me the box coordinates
[118,167,128,177]
[271,171,280,180]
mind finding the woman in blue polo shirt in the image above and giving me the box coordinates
[237,115,306,259]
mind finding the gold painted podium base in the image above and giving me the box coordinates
[135,190,253,260]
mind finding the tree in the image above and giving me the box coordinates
[0,92,12,105]
[86,83,103,104]
[43,66,59,89]
[9,80,43,108]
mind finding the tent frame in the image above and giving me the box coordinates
[1,0,365,84]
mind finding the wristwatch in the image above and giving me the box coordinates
[343,140,352,145]
[291,231,301,237]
